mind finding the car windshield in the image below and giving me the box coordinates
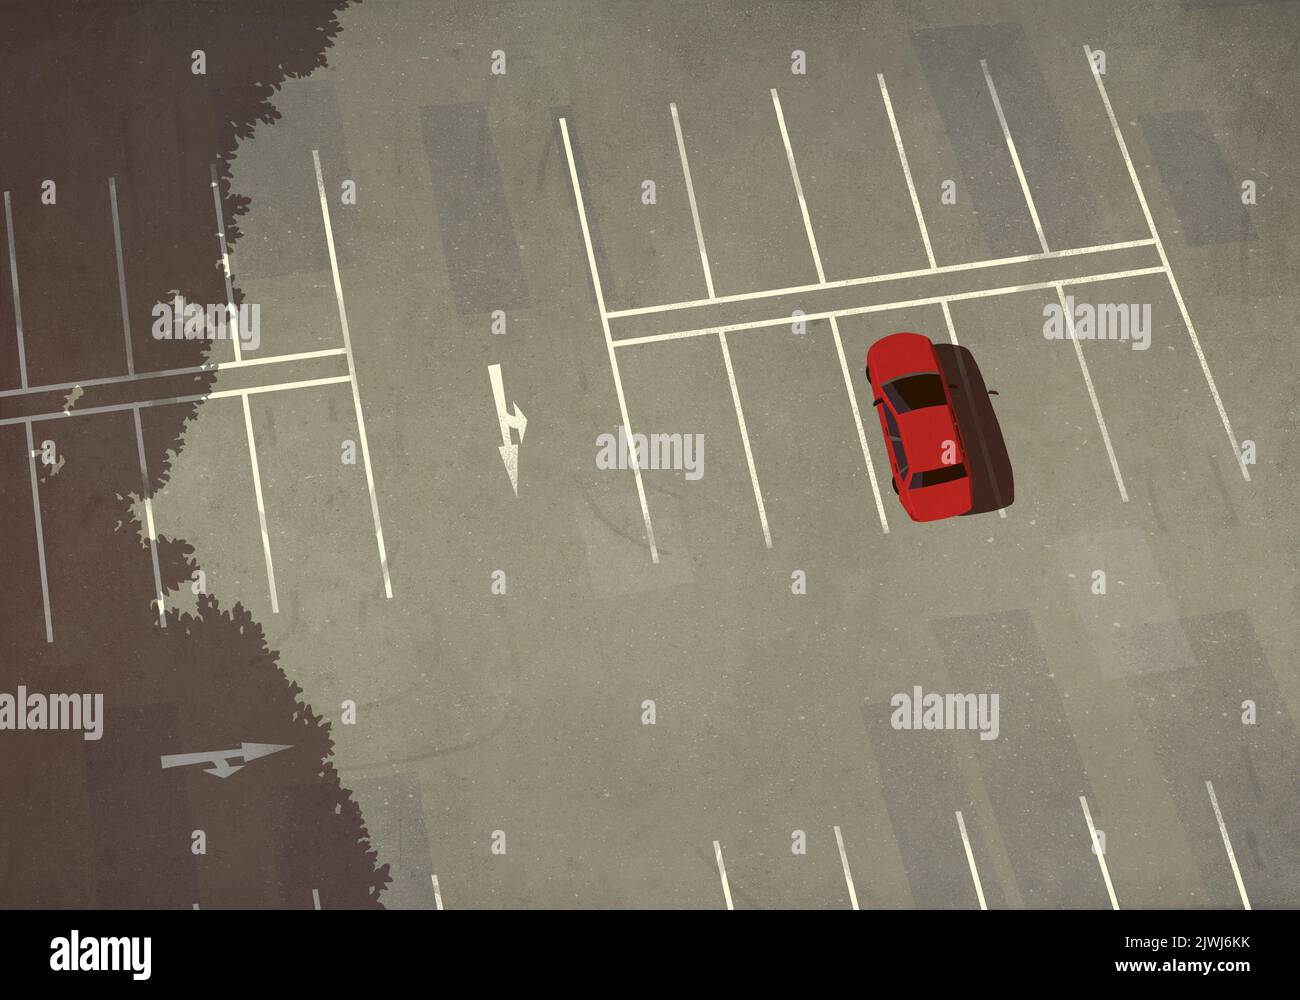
[883,408,908,477]
[884,373,947,413]
[910,463,968,489]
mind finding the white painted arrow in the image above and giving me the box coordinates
[160,742,292,779]
[488,363,527,495]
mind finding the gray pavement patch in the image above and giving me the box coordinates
[422,102,529,315]
[860,698,1006,909]
[1128,610,1300,907]
[1181,0,1296,8]
[935,610,1109,907]
[86,704,198,907]
[1138,110,1257,246]
[575,489,692,594]
[911,23,1101,255]
[233,80,357,278]
[350,771,435,910]
[1059,527,1193,679]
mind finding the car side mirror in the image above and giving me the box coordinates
[988,390,999,396]
[873,398,883,407]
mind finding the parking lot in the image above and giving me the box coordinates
[5,0,1299,908]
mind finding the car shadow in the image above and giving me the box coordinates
[934,343,1014,515]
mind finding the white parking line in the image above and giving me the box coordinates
[981,59,1049,254]
[1083,45,1250,483]
[241,393,280,614]
[131,406,167,627]
[4,191,28,387]
[214,160,283,611]
[109,177,135,374]
[940,301,959,346]
[831,320,889,533]
[24,420,53,643]
[670,103,771,547]
[879,82,957,346]
[713,839,734,910]
[832,825,860,910]
[0,348,347,400]
[878,74,937,269]
[1205,780,1251,910]
[771,89,826,284]
[976,67,1125,503]
[883,77,1005,520]
[612,266,1166,347]
[1056,283,1129,502]
[605,239,1155,320]
[772,89,890,532]
[670,102,716,300]
[559,118,660,564]
[431,874,444,910]
[313,149,395,598]
[719,331,772,548]
[955,810,988,910]
[208,164,242,364]
[0,375,354,428]
[877,88,961,384]
[1079,794,1120,909]
[9,378,347,622]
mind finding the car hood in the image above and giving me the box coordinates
[867,332,937,384]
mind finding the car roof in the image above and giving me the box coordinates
[896,398,962,471]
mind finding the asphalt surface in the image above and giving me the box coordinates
[18,0,1297,908]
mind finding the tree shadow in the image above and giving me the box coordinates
[0,0,390,908]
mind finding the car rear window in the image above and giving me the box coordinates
[884,373,946,413]
[910,463,968,488]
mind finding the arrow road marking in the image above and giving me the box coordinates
[488,363,527,495]
[160,742,292,779]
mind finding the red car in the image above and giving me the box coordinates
[866,333,973,522]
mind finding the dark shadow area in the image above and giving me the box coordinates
[0,0,389,907]
[1138,110,1257,246]
[909,23,1101,255]
[934,343,1014,516]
